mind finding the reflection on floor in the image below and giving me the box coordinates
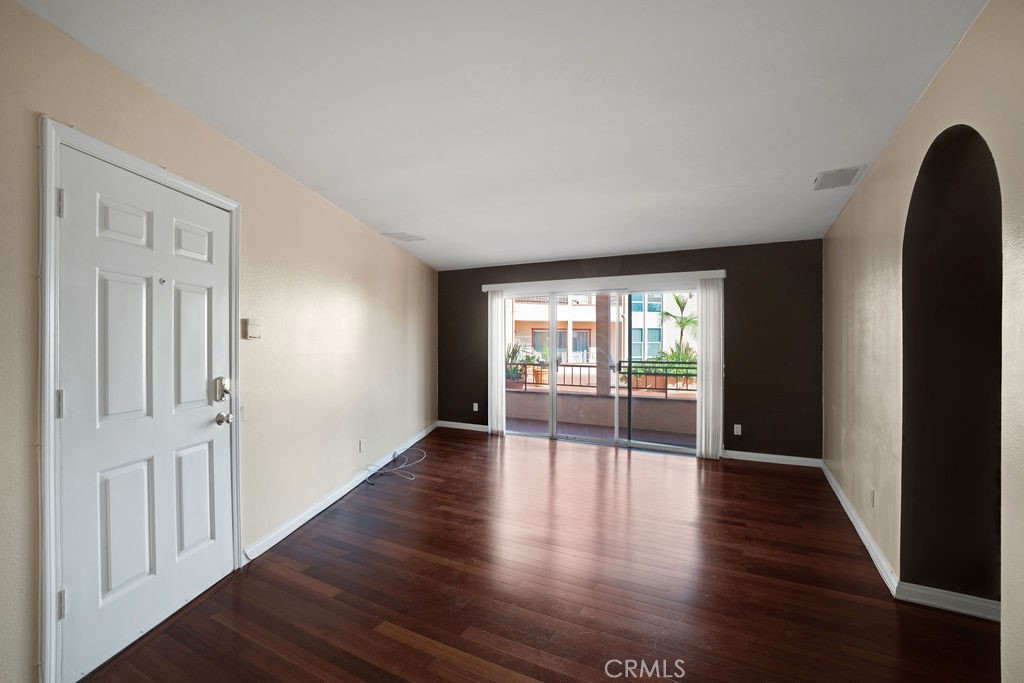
[506,417,696,448]
[87,429,1000,681]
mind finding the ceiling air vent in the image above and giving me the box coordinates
[813,165,865,191]
[382,232,426,242]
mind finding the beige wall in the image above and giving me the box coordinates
[822,0,1024,677]
[0,2,437,680]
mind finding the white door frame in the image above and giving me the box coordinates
[37,116,243,683]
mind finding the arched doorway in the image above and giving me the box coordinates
[901,124,1001,599]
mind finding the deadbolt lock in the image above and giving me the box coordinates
[214,376,231,402]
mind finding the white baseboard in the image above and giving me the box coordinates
[719,450,899,596]
[723,449,822,468]
[821,461,899,595]
[435,420,489,432]
[243,422,437,560]
[732,455,993,621]
[895,581,1000,622]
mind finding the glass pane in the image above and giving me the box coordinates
[626,290,698,450]
[506,296,549,437]
[556,330,568,363]
[532,330,548,354]
[630,294,643,312]
[647,327,662,357]
[556,292,618,444]
[572,330,590,362]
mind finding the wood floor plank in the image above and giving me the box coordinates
[374,621,539,683]
[87,429,999,681]
[460,625,610,682]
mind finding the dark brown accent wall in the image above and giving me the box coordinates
[901,125,1001,600]
[438,240,823,459]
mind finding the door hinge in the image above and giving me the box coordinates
[56,188,65,219]
[55,389,64,419]
[57,589,66,620]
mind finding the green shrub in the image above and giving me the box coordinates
[505,341,523,380]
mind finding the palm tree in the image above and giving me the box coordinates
[661,293,697,349]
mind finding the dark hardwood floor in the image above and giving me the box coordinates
[87,428,999,682]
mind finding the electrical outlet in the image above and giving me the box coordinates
[733,424,742,436]
[472,402,479,412]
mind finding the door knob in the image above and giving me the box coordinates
[215,412,233,426]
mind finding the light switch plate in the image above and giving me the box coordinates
[243,318,263,340]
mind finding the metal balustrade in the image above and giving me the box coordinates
[617,360,697,394]
[505,360,697,394]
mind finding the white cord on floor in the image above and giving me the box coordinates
[365,447,427,482]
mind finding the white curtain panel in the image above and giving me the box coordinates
[487,290,506,435]
[696,277,725,459]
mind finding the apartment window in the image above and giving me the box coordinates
[647,328,662,357]
[647,293,663,313]
[631,294,643,312]
[532,330,558,358]
[533,329,591,362]
[631,329,643,360]
[571,330,590,362]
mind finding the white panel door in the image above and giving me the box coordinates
[58,146,233,681]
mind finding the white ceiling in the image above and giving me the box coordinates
[23,0,985,270]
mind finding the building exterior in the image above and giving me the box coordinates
[509,291,697,364]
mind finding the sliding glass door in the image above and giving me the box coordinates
[503,292,622,442]
[623,289,698,450]
[504,295,550,437]
[501,284,703,455]
[554,293,621,443]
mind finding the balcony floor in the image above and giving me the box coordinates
[506,418,696,449]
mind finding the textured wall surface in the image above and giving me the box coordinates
[0,2,437,679]
[822,0,1024,676]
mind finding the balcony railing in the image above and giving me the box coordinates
[505,360,697,395]
[505,362,597,389]
[618,360,697,393]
